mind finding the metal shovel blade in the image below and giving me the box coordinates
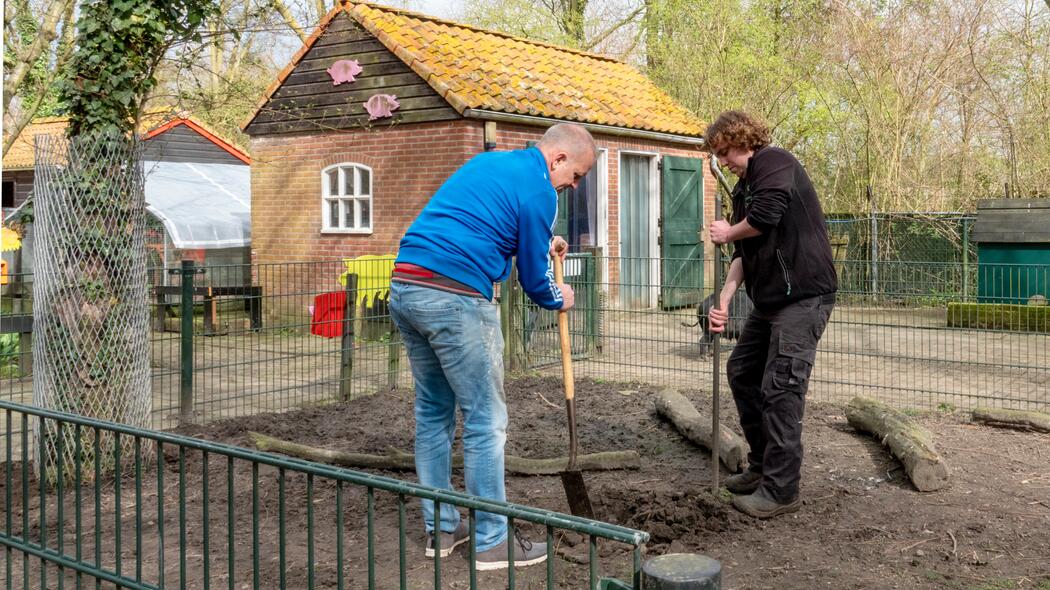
[560,469,595,520]
[561,398,595,519]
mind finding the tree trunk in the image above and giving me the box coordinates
[654,388,748,472]
[248,431,641,475]
[972,407,1050,433]
[846,397,950,492]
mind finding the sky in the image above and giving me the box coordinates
[408,0,460,19]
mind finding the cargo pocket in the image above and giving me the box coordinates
[772,336,815,395]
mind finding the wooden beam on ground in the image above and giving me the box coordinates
[248,431,641,475]
[972,407,1050,433]
[654,388,748,472]
[846,397,950,492]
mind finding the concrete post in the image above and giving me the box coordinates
[641,553,721,589]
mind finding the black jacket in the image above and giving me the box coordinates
[730,145,837,311]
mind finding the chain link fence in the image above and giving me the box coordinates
[30,133,152,481]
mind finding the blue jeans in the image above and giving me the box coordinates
[388,281,509,551]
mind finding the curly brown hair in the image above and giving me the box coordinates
[703,110,772,154]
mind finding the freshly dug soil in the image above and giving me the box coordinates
[4,375,1048,589]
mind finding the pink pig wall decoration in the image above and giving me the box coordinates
[326,60,363,85]
[364,94,400,120]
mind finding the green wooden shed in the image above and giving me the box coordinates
[971,198,1050,304]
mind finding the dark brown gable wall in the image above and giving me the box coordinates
[244,13,459,136]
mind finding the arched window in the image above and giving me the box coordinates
[321,163,372,233]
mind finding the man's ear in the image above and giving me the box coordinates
[551,151,569,169]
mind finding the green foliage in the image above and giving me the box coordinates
[60,0,219,136]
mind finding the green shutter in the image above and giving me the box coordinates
[660,155,705,309]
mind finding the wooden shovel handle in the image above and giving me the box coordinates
[553,253,574,402]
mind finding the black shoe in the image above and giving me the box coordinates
[724,470,762,494]
[731,487,801,519]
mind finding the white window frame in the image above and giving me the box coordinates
[321,163,373,234]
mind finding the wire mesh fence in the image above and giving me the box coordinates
[31,132,153,483]
[2,241,1048,454]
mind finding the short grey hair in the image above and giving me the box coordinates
[537,123,597,161]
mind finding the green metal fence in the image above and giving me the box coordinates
[0,399,648,589]
[514,254,1049,412]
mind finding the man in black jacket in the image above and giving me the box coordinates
[706,110,837,518]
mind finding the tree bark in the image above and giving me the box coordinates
[972,407,1050,433]
[846,397,950,492]
[654,388,748,472]
[248,431,641,475]
[2,0,73,115]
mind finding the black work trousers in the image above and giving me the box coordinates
[726,294,834,502]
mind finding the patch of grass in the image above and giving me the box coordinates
[967,578,1016,590]
[1036,578,1050,590]
[936,402,956,413]
[921,570,943,582]
[901,407,924,417]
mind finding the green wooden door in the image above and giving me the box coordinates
[660,155,705,309]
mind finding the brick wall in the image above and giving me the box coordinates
[248,118,715,309]
[486,122,713,290]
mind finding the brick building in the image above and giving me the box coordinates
[243,1,715,308]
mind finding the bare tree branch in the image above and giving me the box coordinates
[2,0,75,157]
[584,4,644,51]
[2,0,74,115]
[270,0,307,41]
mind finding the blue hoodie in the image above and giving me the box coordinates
[396,146,564,310]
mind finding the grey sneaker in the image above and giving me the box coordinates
[724,469,763,494]
[731,487,801,519]
[475,532,547,571]
[425,522,469,557]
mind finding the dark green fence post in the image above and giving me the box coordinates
[586,247,604,355]
[962,218,971,301]
[340,275,358,401]
[179,259,197,425]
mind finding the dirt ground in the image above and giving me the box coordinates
[3,376,1049,589]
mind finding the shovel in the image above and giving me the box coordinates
[553,253,596,519]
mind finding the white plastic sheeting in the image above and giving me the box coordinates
[143,160,251,249]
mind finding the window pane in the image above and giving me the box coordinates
[359,168,371,194]
[358,198,370,229]
[329,200,340,228]
[328,170,339,196]
[344,167,355,195]
[344,199,355,228]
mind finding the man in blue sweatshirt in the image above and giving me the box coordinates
[389,123,596,571]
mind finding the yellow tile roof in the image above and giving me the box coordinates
[2,118,69,170]
[245,1,704,138]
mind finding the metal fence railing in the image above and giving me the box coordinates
[4,254,1049,429]
[0,400,648,589]
[512,256,1049,413]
